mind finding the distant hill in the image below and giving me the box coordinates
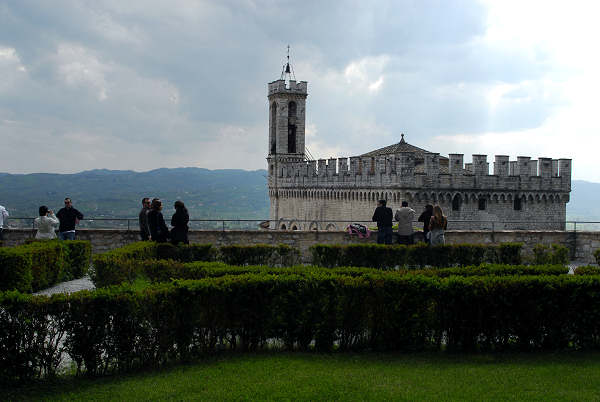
[0,168,270,227]
[0,170,597,227]
[567,180,600,222]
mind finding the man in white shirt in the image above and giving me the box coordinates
[0,204,8,241]
[394,201,415,245]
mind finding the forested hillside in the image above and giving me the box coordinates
[0,170,597,227]
[0,168,269,224]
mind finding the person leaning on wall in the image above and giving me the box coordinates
[428,205,448,246]
[56,197,83,240]
[147,198,169,243]
[170,200,189,245]
[372,199,393,245]
[138,197,151,241]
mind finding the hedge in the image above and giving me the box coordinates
[91,243,299,287]
[574,266,600,275]
[219,244,300,266]
[310,243,523,268]
[4,273,600,381]
[92,258,570,288]
[0,241,91,293]
[594,249,600,265]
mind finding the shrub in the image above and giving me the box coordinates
[533,244,570,265]
[574,265,600,275]
[220,244,300,266]
[309,243,523,269]
[22,241,65,291]
[497,243,523,265]
[0,249,33,292]
[61,241,91,280]
[0,240,92,292]
[594,249,600,266]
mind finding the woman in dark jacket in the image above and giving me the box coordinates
[170,200,189,245]
[147,198,169,242]
[418,204,434,243]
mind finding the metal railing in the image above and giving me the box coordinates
[4,217,600,232]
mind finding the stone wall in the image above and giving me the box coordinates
[271,195,566,231]
[2,228,598,264]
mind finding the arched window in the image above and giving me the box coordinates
[452,194,461,211]
[288,101,297,153]
[478,197,487,211]
[270,102,277,154]
[514,196,522,211]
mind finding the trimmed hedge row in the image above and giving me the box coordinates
[3,273,600,381]
[91,243,300,287]
[310,243,523,268]
[0,241,91,292]
[92,258,570,287]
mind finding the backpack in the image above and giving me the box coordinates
[347,223,371,238]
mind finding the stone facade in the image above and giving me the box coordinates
[1,228,597,263]
[266,75,572,231]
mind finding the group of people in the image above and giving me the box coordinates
[34,198,84,240]
[138,198,189,245]
[372,200,447,246]
[2,196,189,245]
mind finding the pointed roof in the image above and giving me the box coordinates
[361,134,447,161]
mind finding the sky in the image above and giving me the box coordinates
[1,0,599,181]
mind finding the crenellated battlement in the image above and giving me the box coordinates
[265,69,571,232]
[268,79,308,95]
[268,153,572,192]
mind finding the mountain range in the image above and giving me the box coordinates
[0,168,598,227]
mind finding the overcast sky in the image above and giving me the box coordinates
[1,0,599,181]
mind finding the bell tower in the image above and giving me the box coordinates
[267,47,308,228]
[267,48,308,163]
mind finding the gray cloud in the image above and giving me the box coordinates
[0,0,579,176]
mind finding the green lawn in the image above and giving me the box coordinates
[7,352,600,401]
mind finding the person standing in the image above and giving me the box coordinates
[428,205,448,246]
[418,204,434,244]
[147,198,169,243]
[35,206,59,239]
[0,204,8,241]
[395,201,415,245]
[139,197,151,241]
[372,199,393,244]
[56,198,83,240]
[170,200,189,245]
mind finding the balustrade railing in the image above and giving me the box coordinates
[4,217,600,232]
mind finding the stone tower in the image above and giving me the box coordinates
[267,54,308,227]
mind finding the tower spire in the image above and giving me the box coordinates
[281,45,296,81]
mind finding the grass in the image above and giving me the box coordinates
[6,352,600,401]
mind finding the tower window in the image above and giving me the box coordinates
[514,196,522,211]
[270,102,277,154]
[478,197,487,210]
[288,125,296,153]
[287,101,297,154]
